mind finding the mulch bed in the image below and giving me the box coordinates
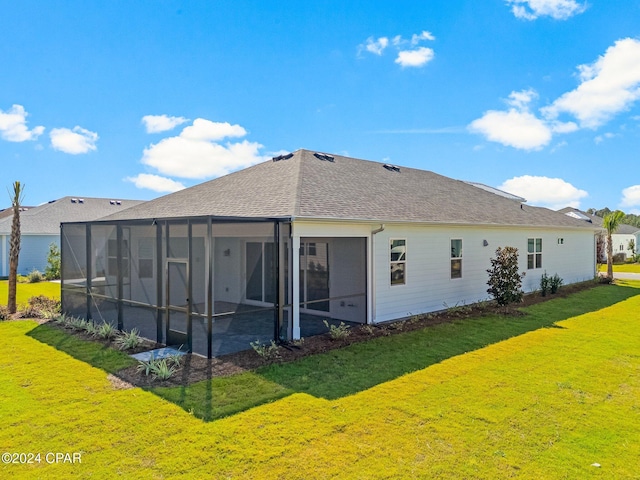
[40,280,605,389]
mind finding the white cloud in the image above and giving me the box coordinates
[50,126,98,154]
[543,38,640,128]
[507,0,587,20]
[506,89,538,109]
[499,175,588,210]
[141,118,264,179]
[621,185,640,208]
[180,119,246,141]
[125,173,185,193]
[359,30,436,68]
[0,104,44,142]
[142,114,189,133]
[469,109,552,150]
[359,37,389,56]
[395,47,435,68]
[411,31,435,44]
[594,132,616,144]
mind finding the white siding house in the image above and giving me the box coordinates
[0,197,143,277]
[61,150,598,357]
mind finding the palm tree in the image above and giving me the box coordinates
[7,181,25,314]
[603,210,625,280]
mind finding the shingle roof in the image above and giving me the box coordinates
[100,149,596,230]
[0,197,144,235]
[558,207,639,234]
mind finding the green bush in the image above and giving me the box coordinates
[549,274,563,294]
[27,269,44,283]
[540,272,550,297]
[115,329,143,350]
[97,322,117,340]
[486,246,525,306]
[250,340,281,360]
[323,320,351,340]
[45,243,61,280]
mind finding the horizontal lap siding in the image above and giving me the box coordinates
[374,225,595,323]
[17,235,59,275]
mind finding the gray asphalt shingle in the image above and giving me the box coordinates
[0,197,144,235]
[100,149,596,230]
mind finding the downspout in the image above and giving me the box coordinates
[370,224,385,324]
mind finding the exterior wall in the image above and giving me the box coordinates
[610,233,636,260]
[1,235,6,277]
[17,235,59,275]
[372,224,596,323]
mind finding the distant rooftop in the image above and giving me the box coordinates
[0,197,144,235]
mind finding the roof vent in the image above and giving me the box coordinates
[383,164,400,172]
[116,200,121,205]
[78,198,84,204]
[110,200,116,205]
[70,198,77,203]
[313,152,335,162]
[272,153,293,162]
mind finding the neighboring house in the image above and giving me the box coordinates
[559,207,639,262]
[61,150,598,358]
[0,197,144,277]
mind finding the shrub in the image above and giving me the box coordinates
[97,322,117,340]
[27,269,44,283]
[549,274,563,294]
[361,324,375,335]
[540,272,550,297]
[250,340,281,360]
[612,253,626,264]
[115,328,143,350]
[27,295,61,319]
[83,320,99,336]
[323,320,351,340]
[486,246,525,306]
[151,359,177,380]
[136,357,177,380]
[70,317,88,331]
[45,243,61,280]
[0,305,10,320]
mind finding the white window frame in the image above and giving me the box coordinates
[527,238,542,270]
[450,238,462,279]
[390,238,406,286]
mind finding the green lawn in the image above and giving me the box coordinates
[0,280,60,305]
[2,281,639,478]
[598,263,640,273]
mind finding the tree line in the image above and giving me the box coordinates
[587,208,640,228]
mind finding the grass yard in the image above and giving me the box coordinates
[0,280,60,305]
[1,281,639,478]
[598,263,640,273]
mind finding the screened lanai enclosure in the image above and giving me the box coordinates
[61,217,367,358]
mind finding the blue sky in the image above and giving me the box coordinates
[2,0,640,213]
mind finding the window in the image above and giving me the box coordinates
[107,239,129,277]
[390,239,406,285]
[527,238,542,269]
[451,239,462,279]
[557,238,564,245]
[138,238,154,279]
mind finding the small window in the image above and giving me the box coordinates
[390,239,406,285]
[557,238,564,245]
[527,238,542,269]
[451,239,462,279]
